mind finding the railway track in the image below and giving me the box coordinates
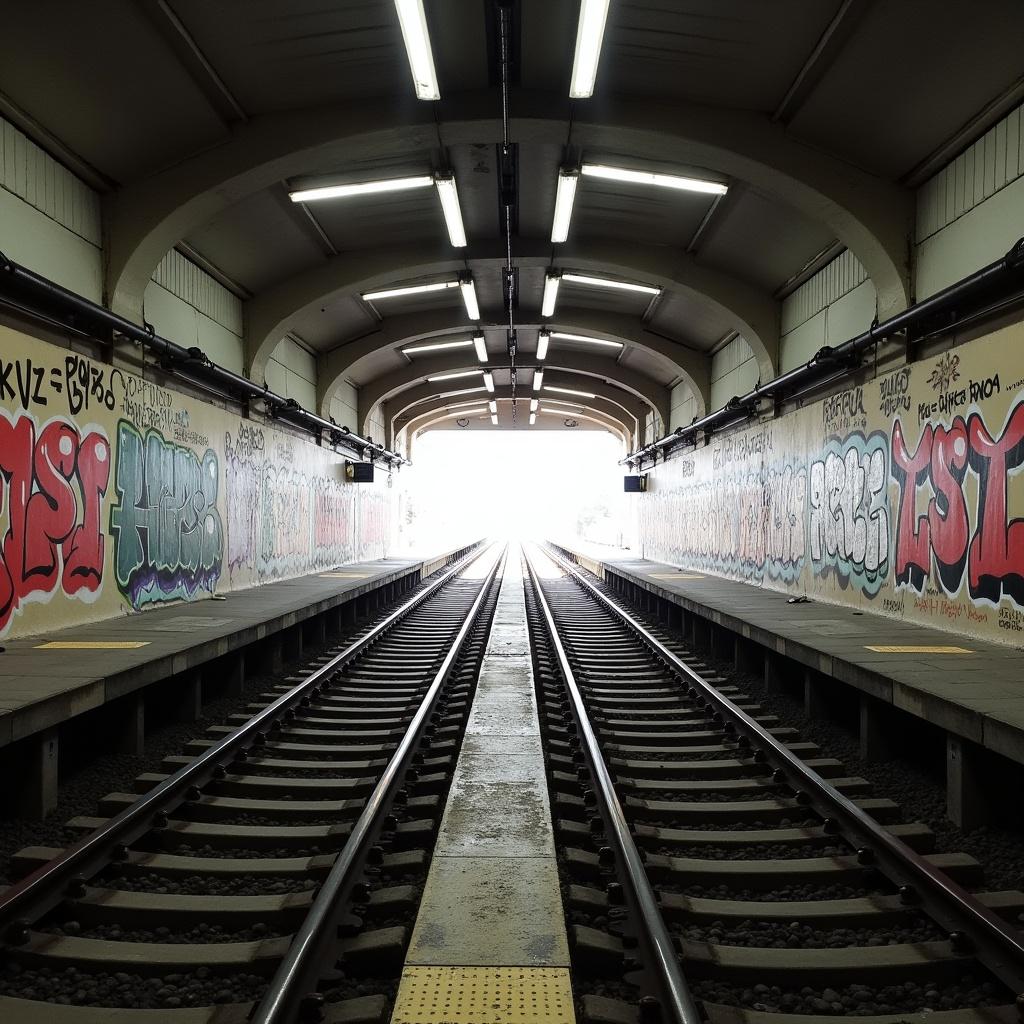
[0,543,504,1023]
[523,543,1024,1024]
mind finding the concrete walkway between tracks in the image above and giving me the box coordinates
[391,544,576,1024]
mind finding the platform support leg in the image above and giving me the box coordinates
[19,728,59,819]
[803,668,828,719]
[226,653,246,697]
[734,636,760,674]
[692,616,710,652]
[313,614,327,647]
[947,735,990,829]
[178,672,203,723]
[764,652,785,694]
[268,635,284,675]
[115,694,146,755]
[859,695,891,762]
[288,625,304,662]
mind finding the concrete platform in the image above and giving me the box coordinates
[393,545,575,1024]
[0,542,477,817]
[551,538,1024,829]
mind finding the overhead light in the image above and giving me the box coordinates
[541,406,585,414]
[551,331,623,348]
[434,174,466,247]
[394,0,440,101]
[443,407,487,417]
[490,413,498,425]
[428,370,483,382]
[529,412,537,425]
[483,371,495,393]
[460,276,481,320]
[551,168,580,243]
[533,369,544,392]
[530,398,538,412]
[543,399,584,409]
[537,331,550,360]
[562,272,660,296]
[546,385,596,398]
[442,386,488,397]
[445,398,491,409]
[541,274,561,317]
[570,0,610,99]
[364,280,458,301]
[402,338,473,355]
[582,163,728,196]
[488,400,497,414]
[473,334,488,362]
[289,175,433,203]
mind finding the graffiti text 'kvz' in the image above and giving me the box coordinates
[110,421,223,609]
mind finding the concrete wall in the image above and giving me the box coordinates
[0,325,395,640]
[266,336,317,410]
[710,336,760,409]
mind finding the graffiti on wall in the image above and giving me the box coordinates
[0,411,111,632]
[110,420,223,609]
[636,327,1024,644]
[809,432,889,595]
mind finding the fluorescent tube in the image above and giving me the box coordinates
[394,0,440,100]
[443,407,487,417]
[541,274,560,317]
[483,371,495,393]
[427,370,483,382]
[533,370,544,392]
[546,385,596,398]
[569,0,610,99]
[537,331,550,360]
[488,401,497,414]
[561,272,659,295]
[290,175,433,203]
[402,339,473,354]
[490,413,498,425]
[550,331,622,348]
[473,334,488,362]
[551,168,579,243]
[460,277,481,320]
[434,174,467,247]
[529,412,537,425]
[530,398,538,412]
[582,163,728,195]
[364,281,458,301]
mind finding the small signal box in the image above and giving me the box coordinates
[624,474,646,493]
[346,461,375,483]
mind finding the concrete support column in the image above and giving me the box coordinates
[288,625,304,662]
[734,636,760,675]
[178,672,203,722]
[19,728,60,819]
[947,735,990,829]
[691,616,711,652]
[764,652,786,694]
[312,614,327,647]
[267,635,285,675]
[803,668,828,719]
[226,653,246,697]
[114,694,146,755]
[859,695,892,762]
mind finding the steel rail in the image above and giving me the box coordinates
[0,541,485,940]
[253,543,507,1023]
[544,543,1024,994]
[523,544,704,1024]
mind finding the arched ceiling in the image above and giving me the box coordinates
[3,0,1021,444]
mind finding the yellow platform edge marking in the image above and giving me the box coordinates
[391,966,576,1024]
[648,572,704,580]
[865,644,973,654]
[34,641,151,650]
[318,572,370,579]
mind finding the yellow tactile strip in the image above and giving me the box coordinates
[391,966,576,1024]
[865,645,973,654]
[34,641,151,650]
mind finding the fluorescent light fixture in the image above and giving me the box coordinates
[402,338,473,355]
[551,168,580,243]
[488,400,497,414]
[460,277,481,320]
[529,412,537,425]
[394,0,440,100]
[536,331,550,360]
[530,398,538,412]
[541,406,584,414]
[550,331,623,348]
[533,369,544,392]
[289,175,433,203]
[473,334,488,362]
[490,413,498,425]
[582,163,728,196]
[445,398,491,409]
[442,386,488,397]
[546,385,596,398]
[570,0,610,99]
[443,407,487,417]
[483,371,495,393]
[364,280,458,301]
[562,272,660,296]
[427,370,483,382]
[541,274,561,317]
[434,174,466,247]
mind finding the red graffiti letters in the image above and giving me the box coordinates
[892,402,1024,604]
[0,412,111,634]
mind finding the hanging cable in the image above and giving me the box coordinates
[498,0,517,423]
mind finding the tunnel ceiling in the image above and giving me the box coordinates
[2,0,1022,449]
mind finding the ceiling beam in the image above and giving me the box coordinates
[105,88,911,327]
